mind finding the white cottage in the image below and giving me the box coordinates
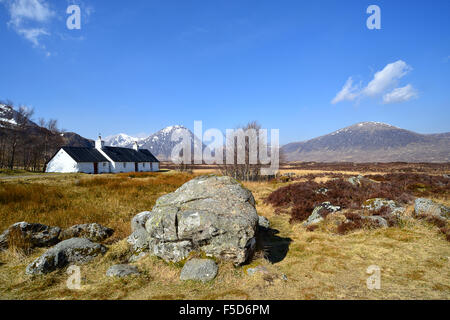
[45,136,160,174]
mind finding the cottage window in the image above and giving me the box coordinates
[103,163,107,167]
[143,163,146,167]
[123,163,126,168]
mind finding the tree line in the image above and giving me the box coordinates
[0,101,65,172]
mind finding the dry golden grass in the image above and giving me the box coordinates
[0,169,449,300]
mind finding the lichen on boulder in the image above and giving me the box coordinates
[60,223,114,242]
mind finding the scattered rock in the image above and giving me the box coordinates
[347,175,365,186]
[281,274,288,281]
[303,202,341,227]
[443,174,450,179]
[315,187,329,195]
[135,175,259,265]
[414,198,449,220]
[106,264,140,277]
[60,223,114,242]
[26,238,107,275]
[279,173,296,182]
[180,258,218,282]
[258,216,270,229]
[0,222,61,250]
[362,198,405,216]
[246,265,269,276]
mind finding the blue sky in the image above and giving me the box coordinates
[0,0,449,144]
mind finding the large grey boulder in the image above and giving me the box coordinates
[414,198,449,219]
[60,223,114,242]
[26,238,107,275]
[131,175,259,265]
[246,265,269,276]
[362,198,405,216]
[303,202,341,227]
[106,264,140,277]
[180,259,218,282]
[0,222,61,250]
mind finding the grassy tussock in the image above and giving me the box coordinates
[0,172,194,241]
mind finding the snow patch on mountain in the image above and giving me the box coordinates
[104,133,146,148]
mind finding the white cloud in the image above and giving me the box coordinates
[8,0,54,26]
[1,0,54,47]
[331,77,360,104]
[16,27,49,46]
[382,84,418,104]
[332,60,418,105]
[362,60,412,96]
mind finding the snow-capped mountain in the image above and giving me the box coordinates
[104,133,145,148]
[0,104,37,127]
[0,104,17,127]
[140,125,202,161]
[282,121,450,162]
[105,125,203,160]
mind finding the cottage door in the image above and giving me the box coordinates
[135,162,138,172]
[94,163,98,174]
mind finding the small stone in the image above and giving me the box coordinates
[362,198,405,216]
[414,198,449,220]
[180,259,218,282]
[246,265,268,276]
[258,216,270,229]
[315,188,329,195]
[303,202,341,227]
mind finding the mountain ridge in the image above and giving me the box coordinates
[282,121,450,163]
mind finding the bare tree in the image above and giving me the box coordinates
[0,102,64,171]
[218,121,280,181]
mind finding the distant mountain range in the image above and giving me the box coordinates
[282,122,450,163]
[2,104,449,163]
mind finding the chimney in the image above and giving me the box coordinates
[95,135,105,150]
[133,141,139,151]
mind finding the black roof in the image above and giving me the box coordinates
[62,147,108,162]
[102,146,159,163]
[60,146,159,163]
